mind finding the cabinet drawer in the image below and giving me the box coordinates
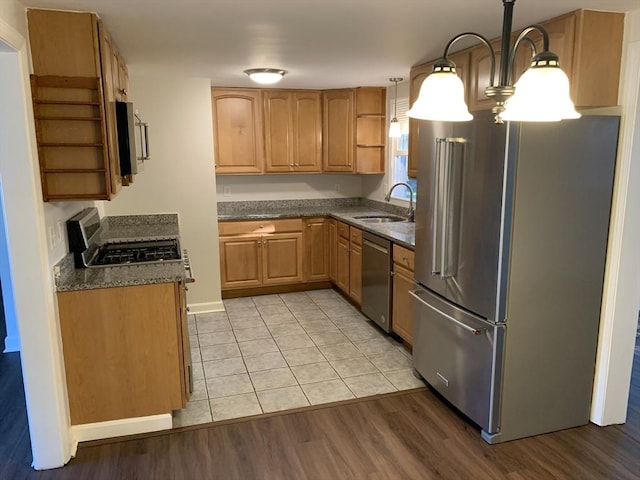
[349,226,362,246]
[393,244,415,271]
[219,219,303,236]
[337,221,350,239]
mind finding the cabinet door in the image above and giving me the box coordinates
[328,219,338,283]
[176,281,191,404]
[408,61,434,178]
[264,90,293,172]
[349,243,362,305]
[469,38,507,111]
[336,235,350,293]
[212,89,264,174]
[392,264,415,346]
[97,21,122,196]
[57,283,183,425]
[322,89,355,172]
[263,233,304,285]
[219,235,263,289]
[292,91,322,172]
[305,218,329,282]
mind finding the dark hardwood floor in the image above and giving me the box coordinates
[0,352,32,479]
[3,341,640,479]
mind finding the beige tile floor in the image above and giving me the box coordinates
[172,289,425,427]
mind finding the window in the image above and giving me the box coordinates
[389,97,416,201]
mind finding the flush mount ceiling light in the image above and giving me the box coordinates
[407,0,580,123]
[244,68,287,85]
[389,77,403,138]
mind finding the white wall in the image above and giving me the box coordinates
[103,74,222,312]
[362,80,410,206]
[216,173,362,202]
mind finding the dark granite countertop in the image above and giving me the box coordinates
[217,199,416,249]
[55,214,185,292]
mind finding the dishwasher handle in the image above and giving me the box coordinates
[363,238,389,254]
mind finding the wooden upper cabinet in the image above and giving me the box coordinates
[292,91,322,172]
[212,88,264,174]
[469,38,507,112]
[263,90,322,173]
[513,10,624,108]
[355,87,386,174]
[263,90,292,172]
[27,9,127,201]
[323,89,355,172]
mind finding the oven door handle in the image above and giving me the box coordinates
[183,249,196,283]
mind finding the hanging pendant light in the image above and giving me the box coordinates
[388,77,403,138]
[407,0,580,123]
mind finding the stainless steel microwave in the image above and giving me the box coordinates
[115,101,150,177]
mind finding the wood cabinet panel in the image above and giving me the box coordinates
[263,233,304,285]
[57,283,184,425]
[393,244,415,271]
[323,89,355,172]
[264,91,292,172]
[355,87,386,174]
[408,61,434,179]
[219,235,263,289]
[349,242,362,305]
[392,263,415,346]
[328,219,338,283]
[336,235,350,293]
[292,91,322,172]
[305,218,330,282]
[218,218,303,236]
[212,88,264,174]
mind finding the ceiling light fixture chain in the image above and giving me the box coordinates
[407,0,580,123]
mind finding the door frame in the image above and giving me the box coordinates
[0,17,70,469]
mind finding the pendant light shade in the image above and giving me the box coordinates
[388,77,403,138]
[501,56,580,121]
[407,65,472,122]
[388,119,401,138]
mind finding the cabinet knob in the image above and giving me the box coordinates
[120,88,128,96]
[259,225,264,229]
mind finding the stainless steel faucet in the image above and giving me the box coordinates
[384,182,415,222]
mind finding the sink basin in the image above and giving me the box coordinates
[354,215,406,223]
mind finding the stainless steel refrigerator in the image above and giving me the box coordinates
[411,110,620,443]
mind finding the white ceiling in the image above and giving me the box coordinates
[20,0,640,89]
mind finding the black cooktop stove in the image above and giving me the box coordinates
[91,238,181,266]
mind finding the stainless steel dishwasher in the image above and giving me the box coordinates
[361,231,392,332]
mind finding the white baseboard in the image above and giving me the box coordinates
[3,334,20,352]
[187,300,225,314]
[69,413,172,455]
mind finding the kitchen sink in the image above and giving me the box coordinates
[353,215,406,223]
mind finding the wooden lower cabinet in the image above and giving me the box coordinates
[333,221,362,304]
[56,282,188,425]
[328,218,338,283]
[336,235,350,293]
[305,218,330,281]
[392,245,415,346]
[219,220,304,290]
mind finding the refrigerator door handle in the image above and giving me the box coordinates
[440,140,451,279]
[410,289,485,336]
[432,138,444,276]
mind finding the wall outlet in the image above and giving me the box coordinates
[334,183,340,193]
[223,186,231,197]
